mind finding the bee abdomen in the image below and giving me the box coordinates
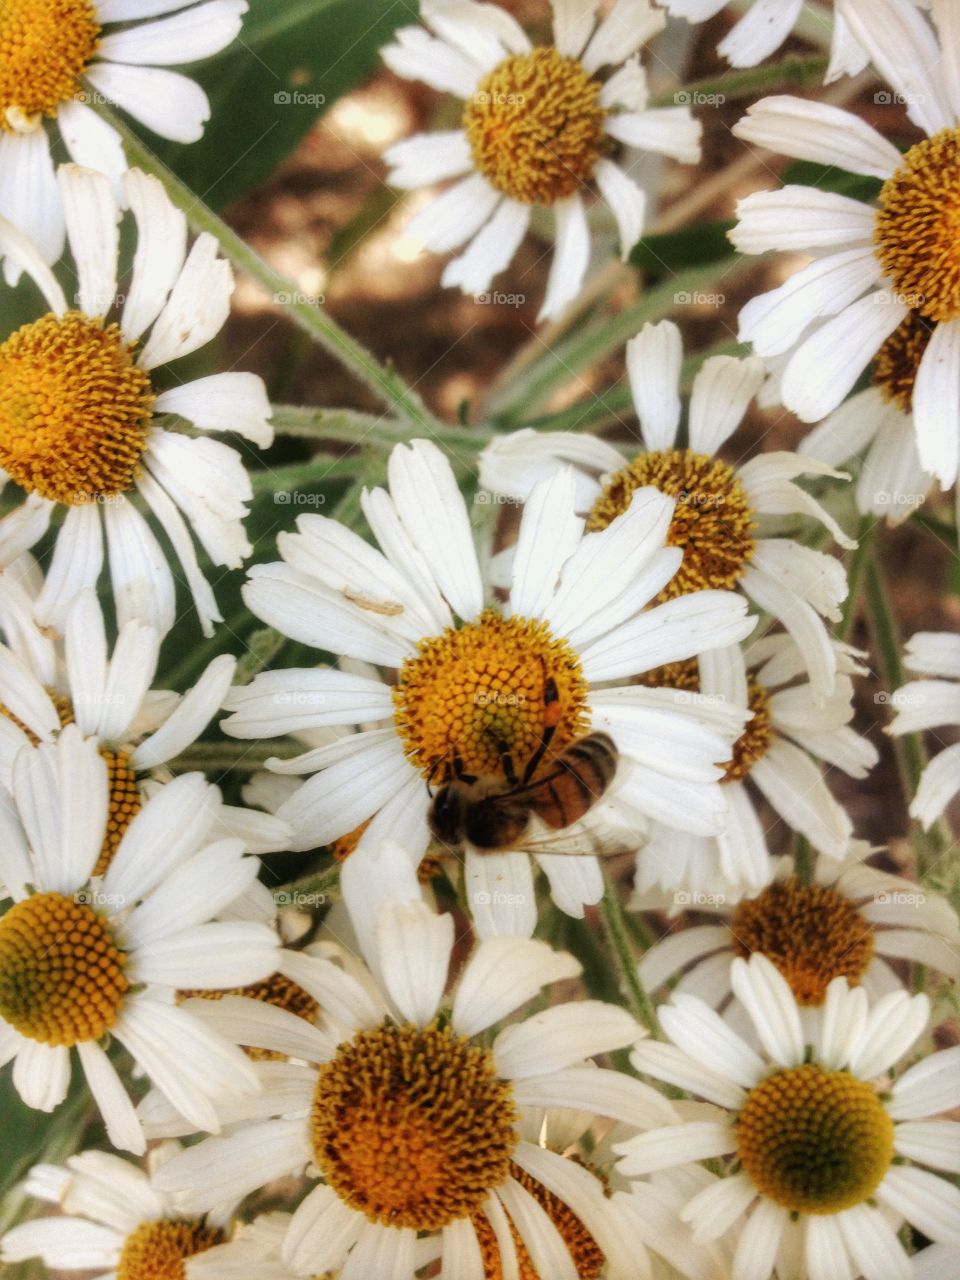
[532,733,617,830]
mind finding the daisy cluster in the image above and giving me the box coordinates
[0,2,958,1280]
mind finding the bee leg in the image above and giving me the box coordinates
[451,746,478,786]
[496,739,519,787]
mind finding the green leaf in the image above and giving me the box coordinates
[781,160,883,204]
[629,220,736,275]
[145,0,411,208]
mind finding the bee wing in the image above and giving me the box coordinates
[515,811,645,859]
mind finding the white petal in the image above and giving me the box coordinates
[730,954,804,1067]
[605,107,701,163]
[731,1200,786,1280]
[85,63,211,143]
[732,95,901,178]
[132,653,235,770]
[76,1039,144,1154]
[139,233,231,368]
[97,1,245,65]
[615,1122,736,1175]
[877,1166,960,1248]
[375,900,453,1027]
[384,130,473,188]
[13,1041,71,1112]
[462,849,538,938]
[493,1001,637,1079]
[688,354,765,453]
[626,321,682,450]
[34,503,104,633]
[889,1045,960,1120]
[731,187,877,254]
[539,195,590,323]
[57,164,119,317]
[452,937,580,1036]
[103,490,178,638]
[154,372,272,447]
[0,129,64,278]
[595,158,646,260]
[913,317,960,488]
[121,167,187,343]
[718,0,802,67]
[405,173,501,254]
[847,990,930,1079]
[442,198,530,296]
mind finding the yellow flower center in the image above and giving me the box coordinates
[180,971,320,1060]
[587,450,756,597]
[736,1065,894,1214]
[474,1161,605,1279]
[116,1219,221,1280]
[0,890,128,1046]
[731,879,875,1006]
[0,696,142,877]
[874,129,960,324]
[463,47,607,205]
[393,611,589,784]
[0,0,100,129]
[95,749,142,876]
[310,1020,518,1230]
[0,312,154,506]
[873,308,936,410]
[636,658,772,780]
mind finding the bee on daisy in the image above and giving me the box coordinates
[0,0,247,281]
[223,437,756,937]
[731,0,960,487]
[0,728,280,1153]
[619,953,960,1280]
[145,857,681,1280]
[1,1147,228,1275]
[0,163,272,638]
[382,0,701,321]
[479,320,855,703]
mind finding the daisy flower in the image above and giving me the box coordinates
[382,0,701,321]
[730,0,960,486]
[659,0,868,81]
[0,0,246,281]
[0,569,291,861]
[223,437,755,937]
[888,630,960,828]
[630,634,877,905]
[800,387,936,525]
[0,162,272,637]
[0,727,280,1153]
[479,320,854,702]
[1,1147,227,1276]
[147,855,679,1280]
[617,953,960,1280]
[638,844,960,1013]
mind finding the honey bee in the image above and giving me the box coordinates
[427,675,623,855]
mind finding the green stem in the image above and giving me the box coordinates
[794,836,814,886]
[276,863,342,907]
[650,54,830,109]
[248,455,370,494]
[107,111,438,429]
[838,517,875,643]
[270,405,490,452]
[865,558,925,798]
[599,873,659,1035]
[170,741,302,773]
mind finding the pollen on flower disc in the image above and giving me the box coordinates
[0,890,128,1046]
[0,312,154,505]
[588,450,756,598]
[116,1218,221,1280]
[310,1020,519,1230]
[731,879,874,1006]
[736,1064,894,1214]
[0,0,100,128]
[874,129,960,325]
[463,47,607,205]
[393,611,589,784]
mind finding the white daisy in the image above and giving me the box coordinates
[0,567,291,862]
[637,844,960,1014]
[223,437,755,937]
[146,854,678,1280]
[0,162,272,638]
[630,634,878,904]
[1,1147,227,1275]
[478,320,854,702]
[659,0,869,81]
[800,387,936,526]
[731,0,960,486]
[382,0,701,321]
[888,630,960,828]
[0,727,280,1153]
[0,0,246,281]
[618,953,960,1280]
